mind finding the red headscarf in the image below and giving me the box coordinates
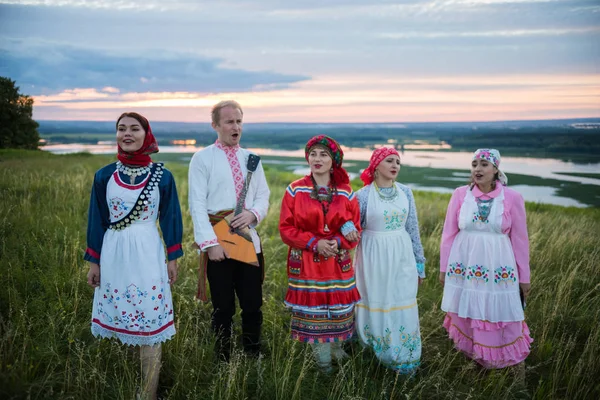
[116,113,159,166]
[305,134,350,185]
[360,147,400,185]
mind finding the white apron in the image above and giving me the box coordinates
[91,171,176,346]
[354,184,421,372]
[441,187,524,322]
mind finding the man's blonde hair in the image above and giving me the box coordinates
[211,100,243,125]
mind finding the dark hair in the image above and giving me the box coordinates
[116,112,150,133]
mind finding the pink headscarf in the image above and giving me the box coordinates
[360,147,400,185]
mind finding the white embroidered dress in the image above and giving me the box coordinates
[91,171,175,345]
[441,187,524,322]
[354,184,422,372]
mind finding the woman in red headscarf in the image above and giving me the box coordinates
[84,112,183,400]
[279,135,361,372]
[353,147,426,374]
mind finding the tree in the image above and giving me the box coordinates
[0,77,40,149]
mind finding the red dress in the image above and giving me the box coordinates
[279,176,361,342]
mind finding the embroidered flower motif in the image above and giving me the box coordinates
[95,280,171,332]
[446,262,466,280]
[364,325,392,354]
[109,197,128,219]
[383,208,407,231]
[494,266,517,285]
[467,264,489,284]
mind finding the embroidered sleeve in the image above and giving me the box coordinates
[340,220,357,236]
[356,186,370,229]
[188,151,219,250]
[440,187,464,272]
[84,167,111,264]
[400,185,426,275]
[508,192,530,283]
[158,168,184,261]
[334,191,362,250]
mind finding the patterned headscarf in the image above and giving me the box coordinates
[116,113,159,166]
[305,135,349,184]
[472,148,508,185]
[360,147,400,185]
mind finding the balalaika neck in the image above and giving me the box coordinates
[234,171,253,216]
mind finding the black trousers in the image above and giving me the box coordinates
[207,256,263,356]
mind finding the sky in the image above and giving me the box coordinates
[0,0,599,123]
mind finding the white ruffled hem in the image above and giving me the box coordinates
[441,284,524,323]
[91,323,175,346]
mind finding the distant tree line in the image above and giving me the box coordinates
[0,77,40,150]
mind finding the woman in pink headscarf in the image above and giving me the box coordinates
[439,148,532,370]
[353,147,426,374]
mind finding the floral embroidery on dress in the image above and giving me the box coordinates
[394,325,421,355]
[383,208,407,231]
[446,262,466,280]
[109,197,128,219]
[467,264,489,284]
[96,281,173,331]
[141,199,157,221]
[494,266,517,285]
[364,325,392,354]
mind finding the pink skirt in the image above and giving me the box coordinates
[443,312,533,369]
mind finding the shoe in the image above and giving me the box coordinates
[331,342,350,361]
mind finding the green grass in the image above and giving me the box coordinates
[1,150,599,399]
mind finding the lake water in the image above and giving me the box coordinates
[42,143,599,208]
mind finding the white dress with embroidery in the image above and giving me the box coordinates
[91,172,175,345]
[441,187,524,322]
[354,184,421,373]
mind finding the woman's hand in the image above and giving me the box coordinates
[418,277,424,285]
[519,282,531,299]
[439,271,446,287]
[87,263,101,288]
[344,230,360,242]
[168,260,178,284]
[317,239,338,258]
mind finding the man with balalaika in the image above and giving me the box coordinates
[188,100,270,361]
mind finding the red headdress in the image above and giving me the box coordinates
[360,147,400,186]
[305,135,349,185]
[116,113,159,166]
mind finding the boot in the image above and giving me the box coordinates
[310,342,333,373]
[331,341,349,362]
[242,324,262,357]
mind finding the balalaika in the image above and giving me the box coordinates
[212,154,261,266]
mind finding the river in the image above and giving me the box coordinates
[41,143,600,207]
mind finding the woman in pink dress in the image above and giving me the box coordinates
[439,148,532,369]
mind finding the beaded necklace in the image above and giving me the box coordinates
[116,161,152,184]
[310,175,334,233]
[373,181,398,202]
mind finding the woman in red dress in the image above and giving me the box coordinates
[279,135,361,372]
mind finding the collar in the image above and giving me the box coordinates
[215,139,240,153]
[472,180,503,199]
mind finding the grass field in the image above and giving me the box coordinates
[1,150,599,400]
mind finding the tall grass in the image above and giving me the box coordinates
[1,150,599,399]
